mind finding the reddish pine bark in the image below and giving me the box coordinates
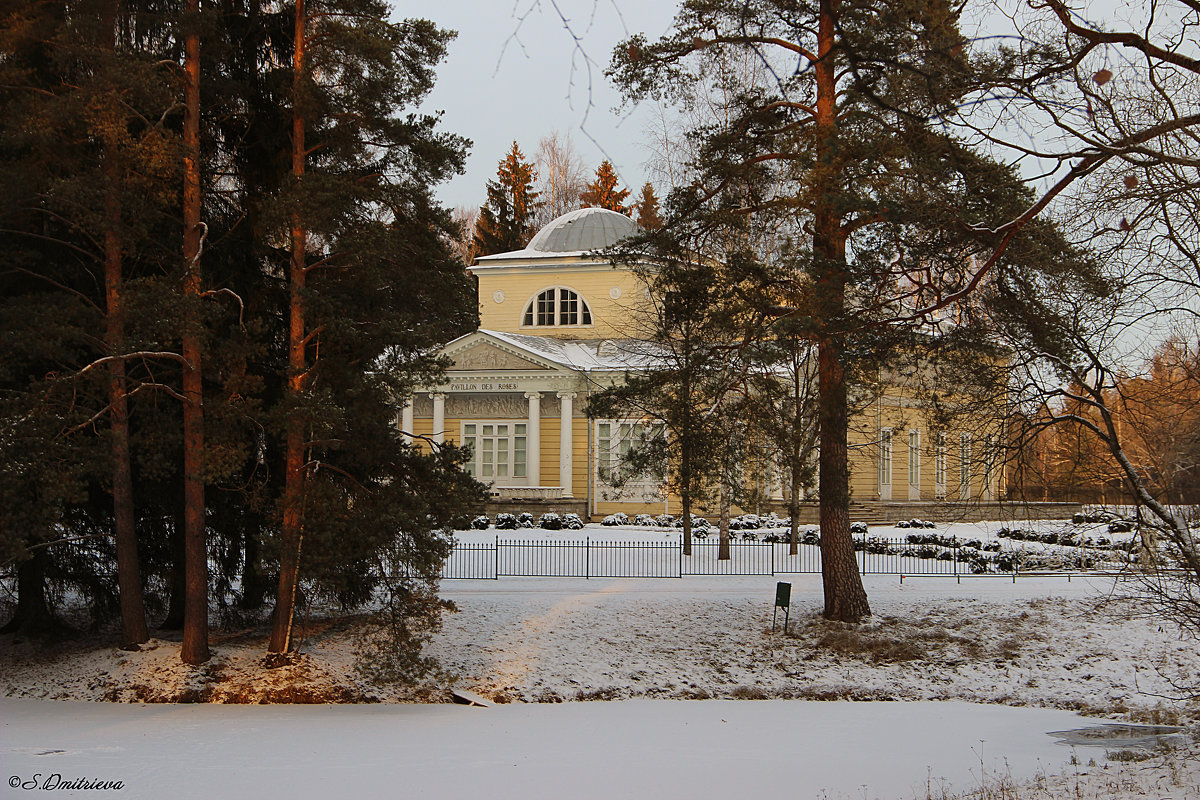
[105,204,149,647]
[180,0,209,665]
[101,1,148,648]
[269,0,308,655]
[814,0,871,623]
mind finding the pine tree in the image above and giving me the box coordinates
[633,182,663,231]
[263,0,481,656]
[0,0,180,640]
[472,142,542,257]
[610,0,1103,622]
[579,160,630,213]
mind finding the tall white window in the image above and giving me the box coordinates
[461,422,527,482]
[934,431,946,491]
[596,420,664,500]
[879,428,893,492]
[522,287,593,327]
[983,434,995,499]
[908,429,920,497]
[959,433,972,499]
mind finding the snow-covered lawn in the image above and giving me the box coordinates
[1,519,1197,799]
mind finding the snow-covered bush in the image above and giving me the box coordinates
[602,513,629,526]
[672,514,711,530]
[634,514,656,526]
[470,515,491,530]
[562,513,585,530]
[539,512,562,530]
[495,513,519,530]
[850,522,868,533]
[517,512,535,528]
[655,514,675,527]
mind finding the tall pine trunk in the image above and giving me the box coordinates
[101,1,148,648]
[105,189,149,647]
[180,0,209,664]
[814,0,870,622]
[717,477,731,560]
[788,460,801,556]
[788,375,802,556]
[269,0,308,655]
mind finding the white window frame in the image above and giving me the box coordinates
[959,433,972,500]
[460,421,528,485]
[878,428,893,499]
[983,434,995,501]
[908,429,921,500]
[934,431,947,497]
[595,419,665,501]
[521,286,593,329]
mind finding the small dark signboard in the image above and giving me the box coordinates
[772,581,792,632]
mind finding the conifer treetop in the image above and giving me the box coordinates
[579,159,631,214]
[472,141,542,258]
[633,182,663,231]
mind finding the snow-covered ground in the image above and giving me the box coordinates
[5,696,1187,800]
[2,519,1197,799]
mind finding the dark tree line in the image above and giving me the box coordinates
[0,0,483,668]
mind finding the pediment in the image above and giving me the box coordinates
[448,340,552,372]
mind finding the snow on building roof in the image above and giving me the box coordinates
[474,207,639,264]
[480,329,667,372]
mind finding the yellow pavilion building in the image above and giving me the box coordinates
[402,207,1007,520]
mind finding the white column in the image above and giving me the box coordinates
[525,391,541,486]
[400,398,414,444]
[431,393,446,445]
[558,392,575,497]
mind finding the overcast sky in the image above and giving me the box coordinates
[397,0,1143,214]
[394,0,678,211]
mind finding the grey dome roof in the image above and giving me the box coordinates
[526,207,637,253]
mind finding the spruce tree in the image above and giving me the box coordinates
[579,159,631,213]
[633,182,664,231]
[472,142,542,257]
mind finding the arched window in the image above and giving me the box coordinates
[522,287,593,327]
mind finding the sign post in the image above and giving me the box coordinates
[772,581,792,633]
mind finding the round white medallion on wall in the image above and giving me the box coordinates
[609,287,622,300]
[492,290,505,304]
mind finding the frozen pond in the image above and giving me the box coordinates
[2,698,1116,799]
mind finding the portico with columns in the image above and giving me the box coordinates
[402,328,645,512]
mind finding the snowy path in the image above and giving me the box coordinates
[0,698,1107,800]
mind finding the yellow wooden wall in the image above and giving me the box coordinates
[475,265,652,340]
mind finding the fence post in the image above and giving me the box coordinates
[586,536,590,580]
[954,538,959,584]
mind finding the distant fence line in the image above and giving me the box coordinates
[440,538,1121,580]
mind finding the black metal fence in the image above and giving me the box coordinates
[439,537,1119,580]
